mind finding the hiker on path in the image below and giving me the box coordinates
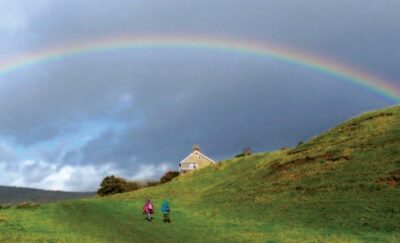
[161,200,171,223]
[143,199,154,221]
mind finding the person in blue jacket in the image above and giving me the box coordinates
[161,200,171,223]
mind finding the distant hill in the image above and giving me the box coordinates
[0,105,399,242]
[0,186,94,204]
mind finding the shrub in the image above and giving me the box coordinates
[97,175,129,196]
[235,147,252,158]
[160,171,180,184]
[145,180,160,187]
[126,181,141,192]
[0,204,11,210]
[15,202,40,209]
[97,175,164,196]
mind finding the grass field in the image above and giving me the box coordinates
[1,105,400,242]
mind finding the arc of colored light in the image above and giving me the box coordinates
[0,35,399,102]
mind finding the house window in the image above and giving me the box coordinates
[189,163,197,169]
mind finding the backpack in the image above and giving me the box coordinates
[163,203,170,212]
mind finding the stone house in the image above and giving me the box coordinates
[179,145,215,174]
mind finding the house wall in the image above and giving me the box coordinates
[180,152,213,171]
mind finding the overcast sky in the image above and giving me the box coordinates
[0,0,399,191]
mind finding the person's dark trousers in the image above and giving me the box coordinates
[163,213,171,223]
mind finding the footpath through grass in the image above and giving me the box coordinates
[2,197,393,242]
[1,105,400,242]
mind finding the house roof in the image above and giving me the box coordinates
[179,150,216,165]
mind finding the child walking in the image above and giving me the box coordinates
[161,200,171,223]
[143,199,154,221]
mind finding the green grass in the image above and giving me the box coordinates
[1,105,400,242]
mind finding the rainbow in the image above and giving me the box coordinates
[0,35,399,102]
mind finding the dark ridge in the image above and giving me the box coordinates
[0,185,95,204]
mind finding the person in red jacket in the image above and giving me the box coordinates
[143,199,154,221]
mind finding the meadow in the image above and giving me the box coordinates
[1,105,399,242]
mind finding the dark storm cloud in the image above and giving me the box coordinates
[0,0,399,190]
[59,52,389,174]
[22,1,400,78]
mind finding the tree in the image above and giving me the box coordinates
[160,171,180,184]
[97,175,129,196]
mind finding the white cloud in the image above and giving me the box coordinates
[0,140,172,192]
[0,158,124,192]
[40,163,125,192]
[0,142,17,162]
[132,163,169,180]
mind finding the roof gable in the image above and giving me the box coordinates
[179,150,216,164]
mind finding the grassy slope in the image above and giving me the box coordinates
[1,106,400,242]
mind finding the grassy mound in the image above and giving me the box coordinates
[1,106,400,242]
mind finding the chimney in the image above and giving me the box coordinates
[192,144,201,152]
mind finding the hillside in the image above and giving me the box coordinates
[1,105,399,242]
[0,186,95,204]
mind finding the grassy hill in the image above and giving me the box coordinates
[1,105,399,242]
[0,186,94,204]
